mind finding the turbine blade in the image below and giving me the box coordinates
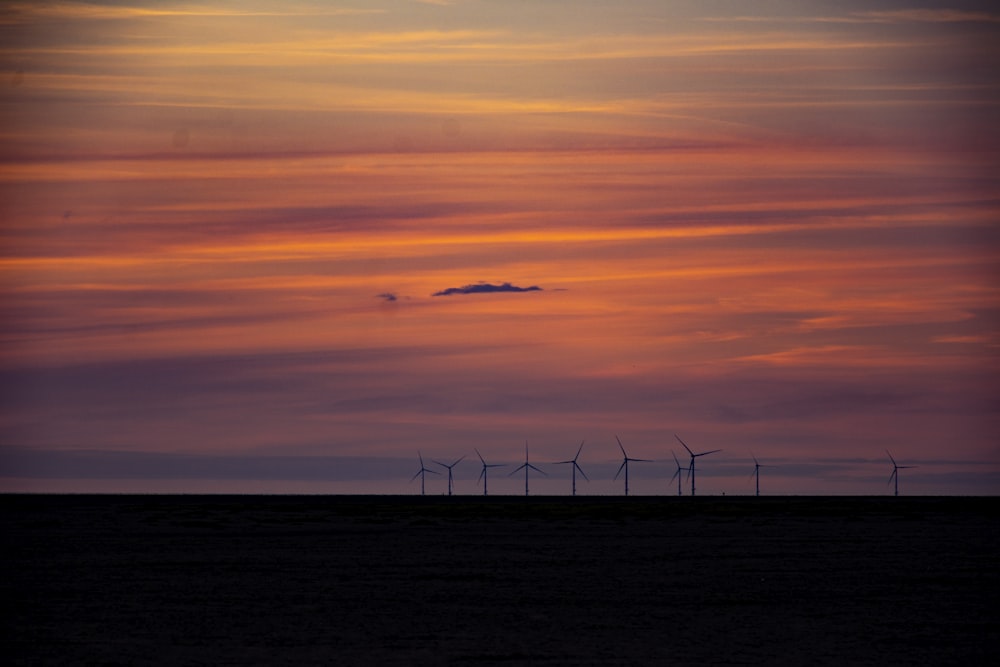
[575,440,585,460]
[672,451,680,467]
[614,461,626,480]
[410,470,422,482]
[674,434,694,456]
[475,448,486,464]
[452,455,466,466]
[577,465,590,481]
[616,435,627,457]
[509,464,527,476]
[698,449,722,456]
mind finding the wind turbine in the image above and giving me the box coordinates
[475,448,504,496]
[614,436,652,496]
[749,452,773,497]
[669,451,685,497]
[886,450,916,497]
[433,455,465,496]
[509,440,546,496]
[554,440,589,496]
[410,451,439,496]
[675,434,721,497]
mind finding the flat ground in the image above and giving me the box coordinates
[2,495,997,665]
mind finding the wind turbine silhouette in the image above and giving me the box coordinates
[886,450,916,497]
[509,440,546,496]
[475,448,504,496]
[554,440,589,496]
[749,452,773,497]
[669,451,685,497]
[433,455,465,496]
[614,436,652,496]
[675,434,721,497]
[410,451,439,496]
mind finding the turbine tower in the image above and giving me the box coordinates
[669,451,685,497]
[475,448,504,496]
[675,434,721,497]
[509,440,546,496]
[749,452,773,497]
[410,451,439,496]
[554,440,589,496]
[886,450,916,497]
[433,455,465,496]
[614,436,652,496]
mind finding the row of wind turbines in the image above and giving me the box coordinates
[412,436,916,497]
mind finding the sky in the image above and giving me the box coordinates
[1,0,998,496]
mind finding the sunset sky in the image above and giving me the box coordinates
[2,0,998,495]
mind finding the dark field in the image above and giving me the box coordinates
[2,495,997,665]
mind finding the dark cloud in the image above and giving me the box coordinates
[377,292,398,302]
[432,282,542,297]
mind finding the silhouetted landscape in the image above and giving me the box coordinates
[3,495,996,665]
